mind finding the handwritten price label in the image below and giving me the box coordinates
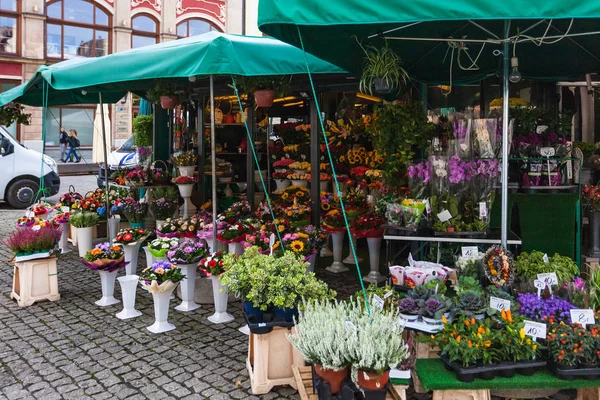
[383,290,394,299]
[490,296,511,311]
[540,147,556,157]
[524,320,547,339]
[180,170,188,177]
[461,246,478,259]
[534,280,546,290]
[570,309,595,328]
[537,272,557,286]
[372,294,385,311]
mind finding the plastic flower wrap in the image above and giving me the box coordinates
[29,202,51,216]
[198,219,228,239]
[199,251,228,276]
[148,237,179,258]
[385,202,403,226]
[82,242,128,272]
[473,118,497,159]
[351,211,386,238]
[167,240,208,265]
[430,156,448,196]
[472,158,500,230]
[156,217,181,238]
[217,223,250,243]
[399,199,426,229]
[452,119,472,159]
[113,228,149,245]
[408,160,431,200]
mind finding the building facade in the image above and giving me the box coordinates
[0,0,260,152]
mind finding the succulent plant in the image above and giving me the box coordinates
[407,285,430,301]
[455,290,487,315]
[398,297,419,315]
[419,294,451,320]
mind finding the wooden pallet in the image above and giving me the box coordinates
[292,365,408,400]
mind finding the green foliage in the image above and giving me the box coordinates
[454,290,487,316]
[574,141,596,159]
[457,276,483,295]
[0,103,31,127]
[515,251,579,283]
[357,39,409,95]
[423,279,447,296]
[69,211,100,228]
[510,106,572,138]
[133,115,153,147]
[589,268,600,311]
[351,284,399,312]
[235,76,289,97]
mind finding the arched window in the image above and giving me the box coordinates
[46,0,111,59]
[176,18,220,38]
[131,14,158,48]
[0,0,18,54]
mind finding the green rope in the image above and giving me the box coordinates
[230,77,285,251]
[296,26,371,315]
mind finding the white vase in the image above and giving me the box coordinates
[363,237,386,283]
[319,181,329,192]
[123,243,140,276]
[343,234,364,265]
[175,263,201,312]
[290,179,307,188]
[95,269,120,307]
[327,231,349,273]
[147,286,177,333]
[306,254,317,273]
[178,183,194,198]
[108,216,121,242]
[143,246,154,267]
[116,274,142,319]
[76,226,94,257]
[228,242,244,255]
[207,276,234,324]
[320,234,333,257]
[274,179,290,192]
[178,166,195,177]
[59,222,69,254]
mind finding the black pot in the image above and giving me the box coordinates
[498,368,515,378]
[456,372,476,383]
[517,367,535,376]
[478,370,496,380]
[373,77,392,94]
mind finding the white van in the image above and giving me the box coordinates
[97,134,138,187]
[0,126,60,208]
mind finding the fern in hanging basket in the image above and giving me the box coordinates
[358,40,409,95]
[0,103,31,127]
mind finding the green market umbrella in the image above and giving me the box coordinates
[258,0,600,247]
[138,99,152,116]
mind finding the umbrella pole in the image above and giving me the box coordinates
[99,93,110,219]
[501,21,510,248]
[210,75,217,244]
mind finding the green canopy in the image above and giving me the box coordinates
[0,31,345,107]
[258,0,600,83]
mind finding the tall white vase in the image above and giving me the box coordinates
[177,184,195,218]
[228,242,244,255]
[327,231,349,273]
[175,263,201,312]
[123,243,140,276]
[207,276,234,324]
[363,237,386,283]
[95,269,120,307]
[116,275,142,319]
[108,216,121,243]
[343,235,364,265]
[306,254,317,273]
[76,227,94,257]
[147,285,178,333]
[59,222,69,253]
[320,234,333,257]
[143,246,154,267]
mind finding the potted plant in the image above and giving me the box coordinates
[0,102,31,127]
[358,40,409,95]
[237,76,289,108]
[81,242,127,307]
[200,251,235,324]
[454,290,487,320]
[146,236,178,265]
[149,187,178,225]
[169,151,197,177]
[217,222,250,254]
[398,297,420,323]
[147,80,179,109]
[547,323,580,371]
[156,217,181,238]
[70,211,99,257]
[133,115,153,165]
[167,239,208,312]
[139,261,186,333]
[419,294,451,326]
[124,165,149,187]
[121,199,148,228]
[172,175,199,218]
[4,224,61,262]
[393,338,416,380]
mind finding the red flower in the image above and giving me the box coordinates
[137,229,145,234]
[208,259,217,268]
[123,233,133,242]
[115,234,122,242]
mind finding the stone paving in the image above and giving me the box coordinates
[0,209,578,400]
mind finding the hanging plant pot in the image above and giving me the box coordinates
[160,96,179,109]
[254,89,275,107]
[373,77,392,94]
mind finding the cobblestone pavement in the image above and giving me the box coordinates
[0,209,577,400]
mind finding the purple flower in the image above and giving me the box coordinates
[167,250,175,259]
[184,246,193,254]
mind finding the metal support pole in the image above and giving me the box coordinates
[98,93,110,219]
[246,105,255,204]
[501,21,510,248]
[210,75,217,244]
[310,100,320,226]
[197,99,205,205]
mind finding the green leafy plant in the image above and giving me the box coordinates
[236,76,289,97]
[589,268,600,311]
[454,290,487,317]
[133,115,153,147]
[69,211,99,228]
[574,141,596,159]
[455,253,485,280]
[351,284,399,312]
[357,39,409,95]
[424,279,447,296]
[457,276,483,295]
[515,251,579,283]
[0,103,31,126]
[407,285,430,301]
[147,79,178,103]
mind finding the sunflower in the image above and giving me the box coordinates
[296,191,305,197]
[339,156,346,162]
[297,232,309,239]
[281,193,289,200]
[290,240,305,253]
[278,225,285,233]
[321,202,331,211]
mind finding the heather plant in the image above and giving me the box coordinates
[4,225,61,255]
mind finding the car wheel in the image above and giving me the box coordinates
[6,179,39,209]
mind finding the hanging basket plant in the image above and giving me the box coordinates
[147,80,180,109]
[358,39,409,95]
[236,76,289,108]
[0,103,31,127]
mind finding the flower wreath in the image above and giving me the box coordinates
[483,246,515,288]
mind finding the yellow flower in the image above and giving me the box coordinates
[278,225,285,233]
[339,156,346,163]
[519,328,526,340]
[201,201,211,210]
[290,240,304,253]
[321,203,331,211]
[287,211,293,217]
[281,193,289,200]
[297,232,309,239]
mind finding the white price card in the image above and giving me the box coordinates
[285,153,290,159]
[383,290,394,299]
[524,320,547,339]
[345,321,357,332]
[542,253,549,263]
[425,199,431,215]
[372,294,385,311]
[461,246,478,259]
[269,233,276,256]
[490,296,511,311]
[540,147,556,157]
[537,272,558,286]
[570,309,595,327]
[301,154,306,160]
[437,209,452,223]
[479,202,488,218]
[180,170,188,176]
[61,206,70,213]
[533,279,546,290]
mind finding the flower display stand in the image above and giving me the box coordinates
[58,222,69,254]
[116,275,142,319]
[207,276,234,324]
[579,387,600,400]
[143,246,154,267]
[411,331,440,394]
[175,263,201,312]
[326,231,349,273]
[68,224,97,246]
[343,234,363,265]
[246,326,304,394]
[144,280,179,333]
[122,242,141,276]
[75,227,95,257]
[95,270,120,307]
[177,184,196,218]
[363,236,386,283]
[320,234,333,257]
[11,256,60,307]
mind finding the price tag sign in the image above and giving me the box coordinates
[61,206,70,213]
[383,290,394,299]
[269,233,276,256]
[479,202,488,218]
[372,294,385,311]
[542,253,549,263]
[461,246,478,259]
[570,309,595,328]
[536,125,549,134]
[345,321,357,332]
[321,156,325,161]
[490,296,511,311]
[524,320,547,339]
[537,272,557,286]
[540,147,556,157]
[533,279,546,298]
[285,153,290,159]
[425,199,431,215]
[301,154,306,160]
[181,170,188,177]
[258,323,266,328]
[437,209,453,223]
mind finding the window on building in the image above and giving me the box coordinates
[44,107,95,147]
[0,0,18,54]
[132,14,158,48]
[0,79,19,137]
[46,0,111,60]
[176,18,220,38]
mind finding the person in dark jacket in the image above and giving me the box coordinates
[59,127,68,162]
[66,129,81,163]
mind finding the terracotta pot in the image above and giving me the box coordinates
[446,227,455,232]
[314,364,348,394]
[357,369,390,390]
[254,89,275,107]
[224,115,235,124]
[160,96,179,109]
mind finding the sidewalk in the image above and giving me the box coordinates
[45,148,99,176]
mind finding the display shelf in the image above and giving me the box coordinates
[204,123,245,126]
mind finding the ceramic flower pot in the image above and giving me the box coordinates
[326,230,349,273]
[320,234,333,257]
[254,89,275,107]
[122,243,140,276]
[178,166,195,177]
[363,236,385,283]
[76,226,94,257]
[373,77,392,94]
[115,274,142,319]
[207,276,234,324]
[357,369,390,390]
[175,263,201,312]
[59,222,69,254]
[95,269,120,307]
[177,183,194,198]
[343,234,363,265]
[314,364,349,394]
[290,179,307,188]
[160,95,179,109]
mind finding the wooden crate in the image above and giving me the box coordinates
[409,331,439,394]
[578,387,600,400]
[11,256,60,307]
[292,365,408,400]
[432,389,491,400]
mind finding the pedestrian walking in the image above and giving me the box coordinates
[59,127,68,162]
[66,129,81,163]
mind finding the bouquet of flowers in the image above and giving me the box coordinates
[16,216,45,227]
[342,188,368,218]
[430,156,448,196]
[278,185,310,207]
[583,184,600,212]
[52,212,71,224]
[322,209,347,232]
[273,159,295,169]
[172,175,198,185]
[125,165,148,186]
[140,261,185,288]
[148,237,179,258]
[121,199,148,224]
[400,199,427,229]
[149,187,179,221]
[82,242,127,272]
[169,151,197,167]
[281,204,310,227]
[107,187,128,214]
[483,246,515,288]
[178,216,200,238]
[320,192,338,212]
[219,200,252,224]
[72,197,102,214]
[408,160,431,200]
[288,173,309,180]
[156,217,181,238]
[261,218,290,235]
[281,232,315,259]
[473,119,497,159]
[114,227,149,245]
[272,171,291,179]
[350,166,369,178]
[217,223,250,243]
[199,251,228,276]
[58,189,83,209]
[289,161,311,171]
[302,225,327,252]
[243,230,279,254]
[167,240,208,265]
[149,166,169,184]
[29,202,51,216]
[351,211,386,238]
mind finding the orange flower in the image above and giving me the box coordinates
[90,248,102,255]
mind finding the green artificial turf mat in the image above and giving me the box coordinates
[416,358,600,391]
[389,378,410,385]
